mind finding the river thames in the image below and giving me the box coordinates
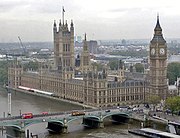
[0,87,143,138]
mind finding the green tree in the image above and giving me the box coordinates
[91,62,103,71]
[148,95,161,110]
[108,60,118,70]
[134,63,144,73]
[0,60,11,85]
[167,62,180,85]
[23,61,39,71]
[109,49,148,58]
[165,96,180,114]
[148,95,161,105]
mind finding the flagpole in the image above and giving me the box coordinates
[62,6,64,25]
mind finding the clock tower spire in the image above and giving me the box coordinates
[149,15,168,100]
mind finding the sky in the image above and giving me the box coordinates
[0,0,180,42]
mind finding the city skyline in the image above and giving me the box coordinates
[1,0,180,42]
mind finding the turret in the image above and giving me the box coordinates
[59,19,62,32]
[80,33,90,69]
[118,60,125,82]
[53,20,57,34]
[83,33,88,51]
[70,20,74,37]
[118,60,124,69]
[70,20,74,30]
[65,20,68,31]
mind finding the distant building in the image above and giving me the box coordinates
[76,36,82,43]
[75,40,98,54]
[121,39,126,45]
[168,55,180,63]
[87,40,98,54]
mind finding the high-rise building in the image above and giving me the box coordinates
[149,15,168,100]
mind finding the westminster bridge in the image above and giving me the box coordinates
[0,108,130,138]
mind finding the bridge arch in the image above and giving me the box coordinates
[84,115,100,121]
[5,125,24,138]
[67,116,84,124]
[82,115,101,128]
[5,124,21,130]
[102,112,130,124]
[23,118,64,128]
[102,112,129,120]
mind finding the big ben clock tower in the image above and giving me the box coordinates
[149,15,168,100]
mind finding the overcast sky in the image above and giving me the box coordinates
[1,0,180,42]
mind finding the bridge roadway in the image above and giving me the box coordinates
[0,108,130,137]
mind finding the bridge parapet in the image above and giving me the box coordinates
[0,110,130,136]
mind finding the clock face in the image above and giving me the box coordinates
[151,48,155,55]
[159,48,165,55]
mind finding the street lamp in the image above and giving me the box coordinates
[7,88,11,117]
[19,110,21,116]
[83,105,85,112]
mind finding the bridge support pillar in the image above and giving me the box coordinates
[62,118,68,134]
[19,130,25,138]
[99,112,104,128]
[99,121,104,128]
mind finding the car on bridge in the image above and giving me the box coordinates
[41,112,48,115]
[71,111,85,116]
[21,112,33,119]
[105,109,111,112]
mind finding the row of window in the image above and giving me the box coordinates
[98,95,143,104]
[108,81,143,88]
[63,44,70,52]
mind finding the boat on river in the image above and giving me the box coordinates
[128,128,180,138]
[168,121,180,135]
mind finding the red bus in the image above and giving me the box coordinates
[21,113,33,119]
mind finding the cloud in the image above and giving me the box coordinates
[110,7,143,13]
[0,0,28,13]
[0,0,180,42]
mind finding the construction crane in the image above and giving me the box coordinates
[18,36,28,57]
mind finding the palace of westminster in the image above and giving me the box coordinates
[8,12,170,107]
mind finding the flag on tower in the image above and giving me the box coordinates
[62,6,65,24]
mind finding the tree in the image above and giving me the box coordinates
[148,95,161,110]
[23,61,39,71]
[108,60,119,70]
[91,62,103,71]
[134,63,144,73]
[167,62,180,85]
[148,95,161,105]
[109,49,148,58]
[0,60,12,85]
[165,96,180,114]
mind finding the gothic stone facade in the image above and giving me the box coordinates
[8,66,145,107]
[8,15,167,107]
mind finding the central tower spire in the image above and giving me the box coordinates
[154,14,162,35]
[151,14,165,44]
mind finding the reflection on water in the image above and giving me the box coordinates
[0,88,142,138]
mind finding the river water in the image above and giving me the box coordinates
[0,87,143,138]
